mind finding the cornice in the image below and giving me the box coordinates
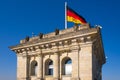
[10,27,98,50]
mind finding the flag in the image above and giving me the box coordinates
[67,6,87,24]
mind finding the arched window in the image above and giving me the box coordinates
[45,59,53,75]
[31,60,38,76]
[62,57,72,75]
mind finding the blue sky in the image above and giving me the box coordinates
[0,0,120,80]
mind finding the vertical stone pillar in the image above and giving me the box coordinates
[71,49,80,80]
[37,54,43,80]
[35,46,43,80]
[53,53,59,80]
[71,39,80,80]
[17,49,29,80]
[79,43,93,80]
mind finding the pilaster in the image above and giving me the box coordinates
[37,54,43,80]
[53,52,60,80]
[35,46,43,80]
[79,42,93,80]
[71,39,80,80]
[17,49,29,80]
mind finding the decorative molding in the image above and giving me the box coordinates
[10,27,98,50]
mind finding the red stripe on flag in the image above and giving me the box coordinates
[67,9,86,23]
[66,7,87,24]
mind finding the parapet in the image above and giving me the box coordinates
[20,23,90,44]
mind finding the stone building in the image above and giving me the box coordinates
[10,23,106,80]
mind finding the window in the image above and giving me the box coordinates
[31,60,38,76]
[45,59,53,75]
[62,57,72,75]
[65,58,72,75]
[48,60,53,75]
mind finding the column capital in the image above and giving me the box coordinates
[70,45,80,51]
[22,50,28,57]
[35,46,42,55]
[80,42,93,48]
[37,53,43,57]
[16,48,28,57]
[54,52,59,55]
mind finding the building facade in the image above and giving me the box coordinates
[10,24,106,80]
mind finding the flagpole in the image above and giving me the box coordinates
[65,2,67,29]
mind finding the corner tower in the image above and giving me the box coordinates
[10,23,106,80]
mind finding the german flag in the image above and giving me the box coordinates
[67,6,87,24]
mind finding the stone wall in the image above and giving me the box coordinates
[10,24,106,80]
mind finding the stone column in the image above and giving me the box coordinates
[37,54,43,80]
[71,49,80,80]
[79,43,93,80]
[53,53,59,80]
[17,49,29,80]
[71,39,80,80]
[35,47,43,80]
